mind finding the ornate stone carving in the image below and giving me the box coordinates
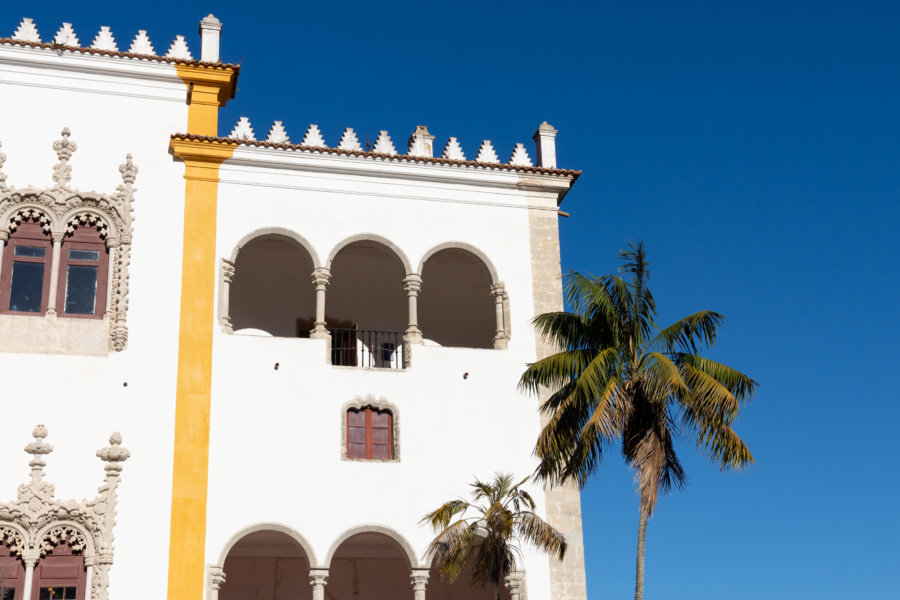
[0,426,130,600]
[0,141,8,192]
[0,132,138,351]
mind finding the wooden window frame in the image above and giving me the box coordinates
[31,541,85,600]
[0,222,52,316]
[346,406,393,460]
[56,228,109,319]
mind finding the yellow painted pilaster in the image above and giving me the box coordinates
[167,62,238,600]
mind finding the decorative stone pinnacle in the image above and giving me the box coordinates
[229,117,256,141]
[129,30,155,55]
[266,121,290,144]
[201,14,222,29]
[91,26,118,51]
[53,23,80,47]
[165,35,193,60]
[407,125,435,158]
[13,18,41,43]
[338,128,363,152]
[442,137,466,161]
[199,14,223,63]
[53,128,77,161]
[119,154,138,185]
[509,143,533,167]
[476,140,500,164]
[532,121,558,169]
[372,131,397,156]
[97,432,130,473]
[301,124,327,148]
[25,424,53,481]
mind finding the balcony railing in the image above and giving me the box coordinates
[331,328,405,369]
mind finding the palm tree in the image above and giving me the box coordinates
[519,241,757,600]
[421,473,567,600]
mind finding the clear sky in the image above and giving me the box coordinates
[5,1,898,597]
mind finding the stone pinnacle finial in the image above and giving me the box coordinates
[407,125,435,158]
[24,424,53,483]
[532,121,558,169]
[97,432,131,474]
[52,128,77,188]
[13,18,41,43]
[119,154,138,185]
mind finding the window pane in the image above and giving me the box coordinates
[14,245,45,257]
[64,588,77,600]
[372,428,390,444]
[68,249,99,261]
[1,589,15,600]
[372,444,390,460]
[9,261,44,312]
[348,443,366,459]
[348,427,366,444]
[64,265,98,315]
[371,411,390,427]
[347,410,365,427]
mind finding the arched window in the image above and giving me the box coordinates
[1,218,51,314]
[346,406,394,460]
[33,538,86,600]
[58,224,108,318]
[0,532,25,600]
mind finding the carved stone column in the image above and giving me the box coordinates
[491,282,508,349]
[0,230,8,282]
[410,568,430,600]
[83,557,95,600]
[309,568,329,600]
[403,274,423,344]
[22,553,38,600]
[46,232,65,316]
[208,565,226,600]
[310,268,331,339]
[220,258,235,333]
[104,238,119,320]
[505,572,523,600]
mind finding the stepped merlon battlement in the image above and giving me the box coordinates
[3,15,227,65]
[222,119,565,172]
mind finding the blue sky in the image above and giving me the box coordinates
[5,1,898,597]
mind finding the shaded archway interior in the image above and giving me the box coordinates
[327,241,406,332]
[230,234,315,337]
[328,532,412,599]
[419,248,494,348]
[426,555,514,600]
[220,530,312,600]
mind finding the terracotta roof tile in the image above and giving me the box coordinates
[170,133,582,180]
[0,37,240,71]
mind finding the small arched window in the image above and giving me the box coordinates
[346,406,393,460]
[0,534,25,600]
[1,219,52,314]
[58,225,108,318]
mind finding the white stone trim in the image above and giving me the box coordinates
[215,522,318,567]
[416,241,500,284]
[325,233,413,275]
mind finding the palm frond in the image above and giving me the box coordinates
[675,353,757,402]
[421,500,471,532]
[514,512,568,560]
[655,311,724,353]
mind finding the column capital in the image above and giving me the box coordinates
[308,568,329,586]
[105,236,121,249]
[505,571,524,598]
[311,267,332,289]
[490,281,507,298]
[403,273,423,295]
[51,231,66,244]
[222,258,236,283]
[208,565,226,590]
[410,568,430,591]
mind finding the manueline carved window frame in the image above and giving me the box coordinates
[0,128,137,351]
[0,424,130,600]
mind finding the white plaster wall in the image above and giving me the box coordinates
[0,47,188,600]
[208,152,566,599]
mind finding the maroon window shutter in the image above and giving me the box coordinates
[0,221,52,315]
[0,540,25,600]
[32,541,85,600]
[56,226,109,319]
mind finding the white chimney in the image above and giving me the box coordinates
[532,121,558,169]
[198,14,222,62]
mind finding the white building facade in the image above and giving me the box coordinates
[0,15,586,600]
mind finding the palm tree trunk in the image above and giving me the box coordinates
[495,582,501,600]
[634,504,649,600]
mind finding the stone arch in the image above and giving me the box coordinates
[324,524,420,569]
[0,523,28,557]
[340,395,401,461]
[226,229,319,337]
[59,206,117,241]
[216,522,318,567]
[229,227,321,269]
[417,241,499,284]
[326,234,412,276]
[34,521,97,559]
[0,203,57,234]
